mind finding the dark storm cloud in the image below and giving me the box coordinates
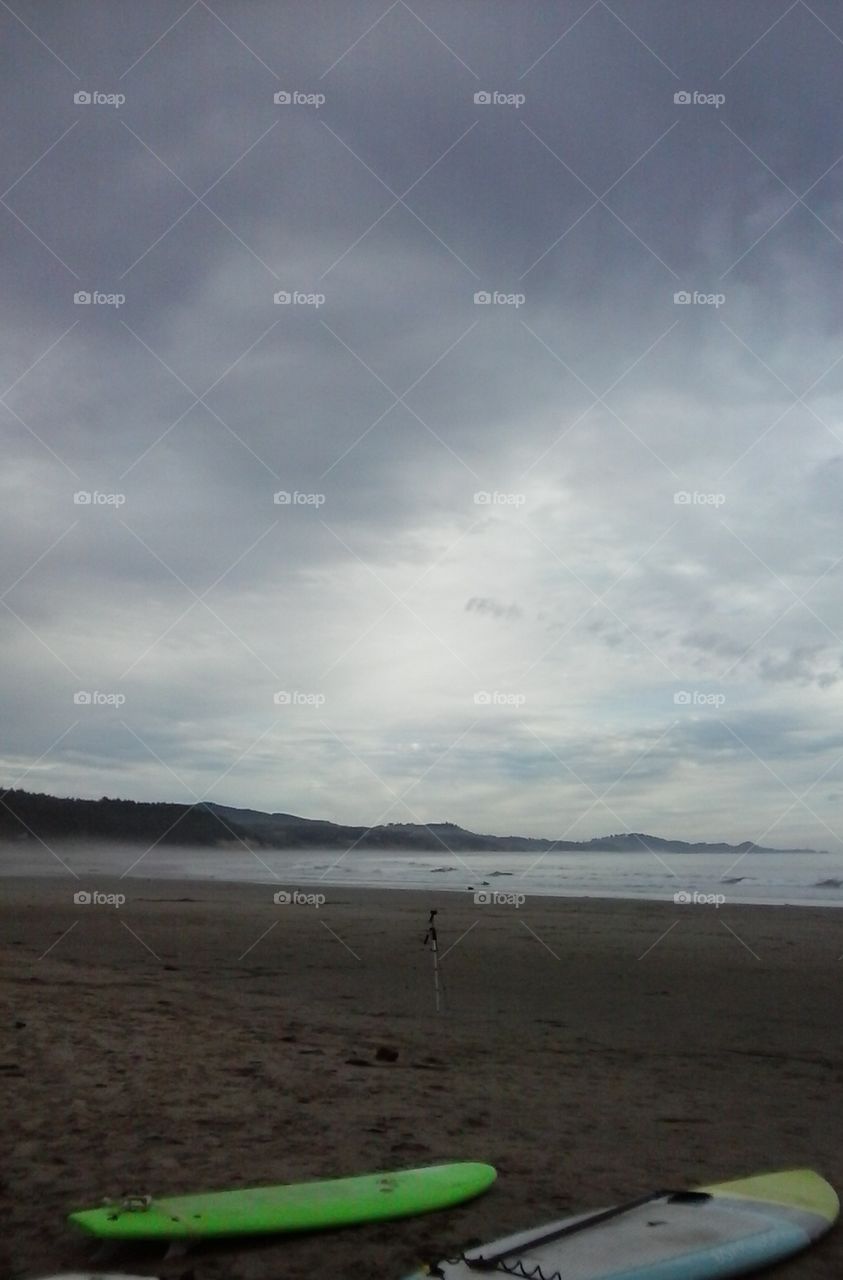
[4,1,843,850]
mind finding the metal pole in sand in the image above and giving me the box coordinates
[423,908,444,1012]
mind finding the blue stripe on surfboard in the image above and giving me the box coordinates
[401,1221,812,1280]
[595,1220,811,1280]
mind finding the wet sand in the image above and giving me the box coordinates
[2,873,842,1278]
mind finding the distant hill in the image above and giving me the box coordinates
[0,788,825,856]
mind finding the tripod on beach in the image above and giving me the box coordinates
[422,909,445,1013]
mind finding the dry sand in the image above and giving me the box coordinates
[2,873,842,1279]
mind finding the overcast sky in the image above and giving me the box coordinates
[3,1,843,851]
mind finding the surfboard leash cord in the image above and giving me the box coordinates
[425,1189,712,1277]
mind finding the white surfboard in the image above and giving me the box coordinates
[406,1169,837,1279]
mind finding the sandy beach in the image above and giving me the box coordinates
[3,874,842,1278]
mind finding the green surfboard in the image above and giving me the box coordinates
[68,1162,496,1241]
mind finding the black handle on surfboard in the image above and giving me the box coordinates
[463,1188,710,1269]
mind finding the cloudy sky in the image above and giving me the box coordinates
[3,0,843,850]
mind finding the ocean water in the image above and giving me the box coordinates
[3,842,843,908]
